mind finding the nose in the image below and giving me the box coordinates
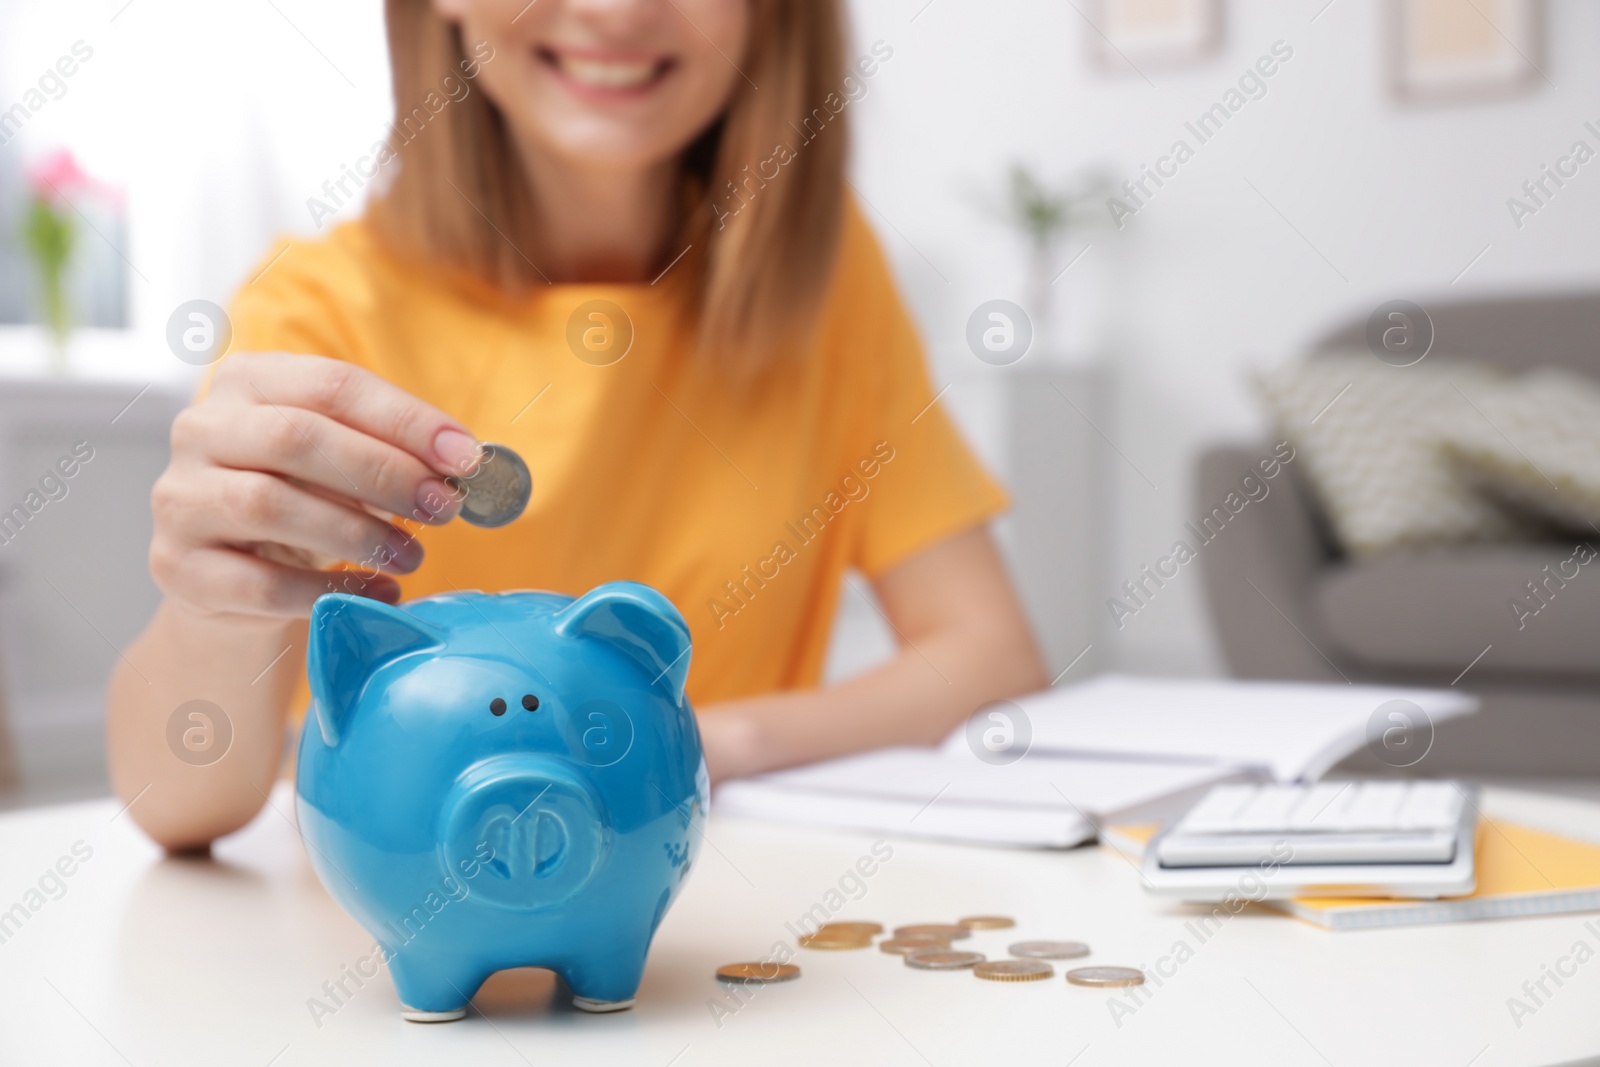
[441,757,607,911]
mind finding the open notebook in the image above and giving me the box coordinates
[945,674,1478,781]
[712,747,1247,847]
[711,675,1478,848]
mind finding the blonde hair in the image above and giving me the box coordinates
[371,0,849,368]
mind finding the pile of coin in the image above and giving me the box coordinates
[716,913,1146,990]
[796,921,882,950]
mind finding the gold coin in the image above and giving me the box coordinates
[879,936,951,955]
[974,960,1054,982]
[1066,966,1145,988]
[818,921,884,939]
[958,916,1016,930]
[716,962,800,983]
[905,949,985,971]
[798,931,871,950]
[893,924,971,941]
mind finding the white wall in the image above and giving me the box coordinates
[0,0,393,381]
[845,0,1600,674]
[5,0,1600,678]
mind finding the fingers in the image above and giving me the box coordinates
[165,468,426,577]
[149,544,400,619]
[208,352,483,480]
[174,403,463,525]
[154,351,475,620]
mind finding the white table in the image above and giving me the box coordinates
[1,784,1597,1066]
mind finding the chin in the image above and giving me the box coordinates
[528,119,690,172]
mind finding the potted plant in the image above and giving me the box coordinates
[995,163,1111,352]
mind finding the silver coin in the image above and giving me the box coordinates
[1009,940,1090,960]
[879,937,950,955]
[1065,966,1145,988]
[448,442,531,528]
[904,949,984,971]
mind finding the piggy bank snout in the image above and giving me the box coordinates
[442,758,607,912]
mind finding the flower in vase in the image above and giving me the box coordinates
[22,149,103,371]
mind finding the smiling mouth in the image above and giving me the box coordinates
[537,47,675,94]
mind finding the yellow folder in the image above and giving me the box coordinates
[1102,818,1600,930]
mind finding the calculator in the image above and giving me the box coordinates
[1139,780,1479,900]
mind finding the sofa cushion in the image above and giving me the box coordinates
[1255,354,1544,558]
[1442,368,1600,534]
[1314,542,1600,678]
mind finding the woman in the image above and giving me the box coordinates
[108,0,1045,851]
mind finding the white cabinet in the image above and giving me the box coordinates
[0,377,186,806]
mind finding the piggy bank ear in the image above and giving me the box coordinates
[308,593,444,746]
[553,582,692,707]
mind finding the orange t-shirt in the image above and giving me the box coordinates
[221,198,1006,715]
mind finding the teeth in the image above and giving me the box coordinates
[558,55,659,89]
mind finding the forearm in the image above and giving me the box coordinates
[106,599,306,851]
[699,613,1046,781]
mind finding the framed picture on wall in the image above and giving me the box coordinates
[1090,0,1223,73]
[1389,0,1545,104]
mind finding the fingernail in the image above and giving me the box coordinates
[433,428,481,476]
[414,478,461,522]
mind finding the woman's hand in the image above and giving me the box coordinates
[693,526,1047,783]
[112,352,485,850]
[150,352,481,621]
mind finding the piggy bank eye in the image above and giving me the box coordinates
[522,694,540,712]
[489,698,507,716]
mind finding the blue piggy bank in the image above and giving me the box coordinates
[294,581,706,1022]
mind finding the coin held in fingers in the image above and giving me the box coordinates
[974,960,1054,982]
[1066,966,1145,988]
[904,949,985,971]
[1009,940,1090,960]
[716,962,800,984]
[448,442,532,528]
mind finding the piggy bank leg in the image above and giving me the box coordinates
[560,942,651,1013]
[387,950,489,1023]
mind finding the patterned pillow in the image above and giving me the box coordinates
[1440,368,1600,535]
[1254,353,1543,558]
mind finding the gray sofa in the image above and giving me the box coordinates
[1196,292,1600,775]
